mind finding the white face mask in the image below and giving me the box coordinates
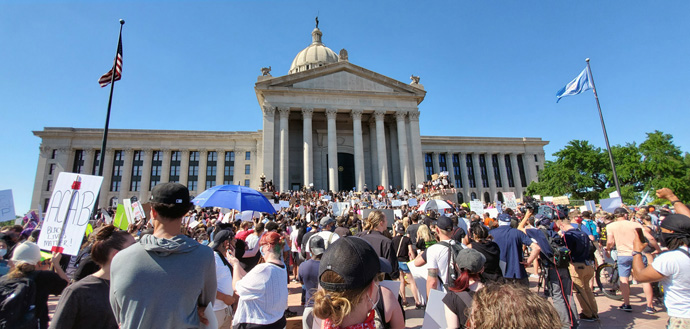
[0,249,6,258]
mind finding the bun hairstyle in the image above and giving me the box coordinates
[363,210,385,232]
[259,231,285,255]
[90,225,132,266]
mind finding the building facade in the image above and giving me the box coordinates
[31,25,547,210]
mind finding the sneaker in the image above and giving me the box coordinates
[645,306,657,314]
[530,273,539,279]
[579,313,597,322]
[619,304,632,312]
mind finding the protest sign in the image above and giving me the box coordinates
[496,201,503,214]
[600,197,622,213]
[394,209,403,219]
[387,193,394,198]
[242,210,260,221]
[322,195,332,201]
[580,206,588,212]
[609,191,620,198]
[0,189,16,222]
[391,200,402,207]
[332,202,350,217]
[422,289,448,329]
[543,196,554,202]
[408,198,418,207]
[552,196,570,205]
[470,200,484,215]
[486,208,499,218]
[279,200,290,208]
[533,195,541,200]
[38,173,103,256]
[585,200,596,212]
[113,204,129,230]
[503,192,517,210]
[273,203,281,212]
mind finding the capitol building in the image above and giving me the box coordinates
[32,24,548,210]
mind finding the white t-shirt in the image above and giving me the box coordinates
[233,262,288,325]
[290,229,299,252]
[243,232,264,258]
[426,239,452,292]
[652,246,690,318]
[213,252,234,311]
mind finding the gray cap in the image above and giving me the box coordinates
[309,235,326,256]
[320,215,335,227]
[455,248,486,273]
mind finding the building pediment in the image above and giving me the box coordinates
[255,61,426,105]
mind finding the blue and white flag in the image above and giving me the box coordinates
[556,67,593,103]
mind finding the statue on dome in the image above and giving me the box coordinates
[339,49,348,61]
[261,66,272,76]
[315,16,319,28]
[410,75,421,84]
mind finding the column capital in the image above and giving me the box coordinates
[262,105,276,117]
[407,111,420,121]
[278,107,291,118]
[395,111,408,121]
[39,145,51,156]
[374,110,386,121]
[301,107,314,118]
[123,147,134,154]
[216,149,225,154]
[56,147,70,153]
[83,148,96,155]
[325,108,338,119]
[199,149,208,155]
[351,109,363,120]
[105,149,115,156]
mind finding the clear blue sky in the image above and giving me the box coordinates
[1,1,688,213]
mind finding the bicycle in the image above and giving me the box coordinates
[595,260,623,300]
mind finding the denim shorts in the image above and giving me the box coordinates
[398,261,411,273]
[617,254,647,278]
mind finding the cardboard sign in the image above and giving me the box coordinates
[391,200,402,207]
[503,192,517,210]
[600,197,622,213]
[408,198,418,207]
[37,173,103,256]
[552,196,570,205]
[431,174,439,180]
[470,200,485,215]
[0,189,16,222]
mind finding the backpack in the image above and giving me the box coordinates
[576,223,597,262]
[0,272,37,329]
[437,240,464,290]
[539,228,570,268]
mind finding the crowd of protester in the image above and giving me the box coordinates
[0,182,689,329]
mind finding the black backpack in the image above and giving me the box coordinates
[437,240,464,289]
[0,272,38,329]
[539,228,571,268]
[576,223,597,262]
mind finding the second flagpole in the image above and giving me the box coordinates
[586,58,622,199]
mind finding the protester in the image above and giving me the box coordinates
[241,222,265,271]
[490,213,541,286]
[209,229,237,329]
[356,210,399,279]
[0,239,9,276]
[110,183,217,328]
[415,215,458,298]
[443,248,486,329]
[467,282,561,329]
[1,241,68,329]
[467,222,502,283]
[228,231,289,328]
[415,224,436,251]
[50,225,135,329]
[391,224,421,307]
[298,234,325,329]
[631,214,690,329]
[313,237,404,329]
[406,213,422,248]
[656,188,690,217]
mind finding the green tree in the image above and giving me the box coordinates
[639,130,689,202]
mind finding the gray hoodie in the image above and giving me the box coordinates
[110,234,217,329]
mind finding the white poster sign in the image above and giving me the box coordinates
[332,202,350,217]
[600,197,622,213]
[38,173,103,256]
[543,196,554,202]
[486,208,499,218]
[0,189,16,222]
[391,200,402,207]
[470,200,485,215]
[609,191,620,198]
[503,192,517,210]
[496,201,503,214]
[322,195,332,201]
[272,203,281,212]
[279,200,290,208]
[584,200,596,212]
[422,289,448,329]
[394,209,403,219]
[533,195,541,200]
[408,198,418,207]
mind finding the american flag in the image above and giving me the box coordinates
[98,34,123,87]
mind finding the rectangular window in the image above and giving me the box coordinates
[72,150,84,173]
[245,151,251,161]
[49,163,56,175]
[505,155,515,188]
[150,151,162,191]
[188,151,199,191]
[188,180,197,191]
[46,180,52,191]
[110,150,123,191]
[206,151,217,188]
[536,165,540,172]
[51,149,57,159]
[492,154,502,188]
[92,150,101,175]
[439,154,448,173]
[130,150,143,192]
[424,153,434,181]
[169,151,181,183]
[244,179,250,187]
[206,180,216,189]
[226,151,235,162]
[466,154,476,188]
[517,154,528,188]
[534,154,538,162]
[452,154,462,188]
[224,152,234,184]
[245,164,250,175]
[479,154,489,188]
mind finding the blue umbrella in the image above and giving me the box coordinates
[191,184,276,214]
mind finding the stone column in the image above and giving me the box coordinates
[216,150,225,186]
[141,149,153,197]
[526,153,538,183]
[302,108,314,188]
[448,153,457,188]
[83,148,95,175]
[352,109,365,191]
[459,152,470,201]
[497,153,509,191]
[261,105,276,184]
[486,153,497,201]
[198,149,208,192]
[472,154,482,193]
[326,108,339,192]
[368,117,378,187]
[395,112,410,190]
[432,152,440,174]
[99,149,115,207]
[120,148,134,204]
[180,149,190,186]
[510,153,523,197]
[278,107,290,192]
[374,111,388,188]
[31,146,51,209]
[54,148,70,177]
[161,149,171,183]
[408,111,424,186]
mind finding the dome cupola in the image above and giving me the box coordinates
[288,20,338,74]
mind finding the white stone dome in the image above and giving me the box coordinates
[288,27,338,74]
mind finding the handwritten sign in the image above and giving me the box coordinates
[470,200,484,215]
[552,196,570,205]
[332,202,350,216]
[37,173,103,256]
[0,189,16,222]
[503,192,517,210]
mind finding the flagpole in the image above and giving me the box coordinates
[585,58,622,199]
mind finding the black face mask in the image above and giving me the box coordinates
[660,232,687,249]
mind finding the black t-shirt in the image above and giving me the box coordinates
[470,241,502,280]
[334,226,352,238]
[34,270,69,328]
[49,275,118,329]
[441,290,474,329]
[391,235,412,262]
[406,223,421,245]
[598,221,608,244]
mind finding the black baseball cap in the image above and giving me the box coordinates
[437,215,454,231]
[151,182,190,205]
[319,237,384,291]
[613,207,628,217]
[209,229,234,249]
